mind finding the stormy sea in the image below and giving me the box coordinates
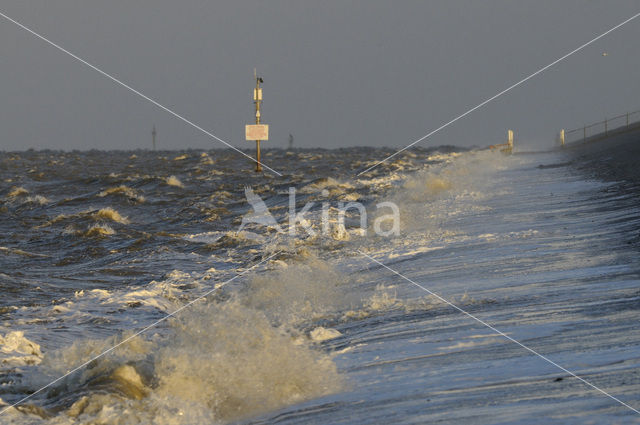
[1,136,639,424]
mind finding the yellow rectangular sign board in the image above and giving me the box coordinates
[245,124,269,141]
[244,124,269,140]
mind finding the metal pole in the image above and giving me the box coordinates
[254,70,262,172]
[152,125,156,150]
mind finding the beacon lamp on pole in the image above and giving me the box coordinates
[246,69,269,172]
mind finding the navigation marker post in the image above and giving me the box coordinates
[152,125,156,150]
[246,69,269,172]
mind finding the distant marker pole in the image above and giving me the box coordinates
[152,125,157,150]
[245,69,269,172]
[255,69,262,172]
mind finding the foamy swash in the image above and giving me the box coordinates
[1,148,455,423]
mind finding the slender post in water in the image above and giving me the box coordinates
[245,69,269,172]
[152,125,156,151]
[254,69,262,172]
[559,129,565,147]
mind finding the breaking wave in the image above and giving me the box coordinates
[165,176,184,188]
[98,186,145,203]
[2,257,350,424]
[92,207,129,224]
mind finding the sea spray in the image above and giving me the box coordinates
[25,300,344,423]
[155,301,343,422]
[9,256,358,423]
[243,256,356,326]
[372,149,509,234]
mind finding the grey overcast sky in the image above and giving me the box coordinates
[1,1,639,151]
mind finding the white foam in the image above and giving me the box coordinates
[310,327,342,342]
[165,175,184,187]
[24,195,50,205]
[0,331,42,367]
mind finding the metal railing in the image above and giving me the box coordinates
[564,110,640,144]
